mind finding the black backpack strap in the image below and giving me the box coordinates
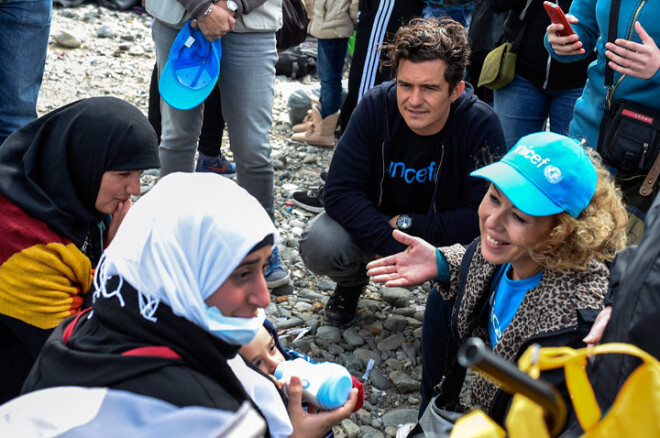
[605,0,621,108]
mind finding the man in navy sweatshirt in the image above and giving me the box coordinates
[299,18,506,327]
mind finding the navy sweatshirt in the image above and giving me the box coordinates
[324,80,506,256]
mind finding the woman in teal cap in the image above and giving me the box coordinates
[367,132,627,425]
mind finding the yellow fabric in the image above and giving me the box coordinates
[512,343,660,437]
[0,242,93,329]
[506,394,550,438]
[451,410,505,438]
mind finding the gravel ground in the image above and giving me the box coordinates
[40,5,434,437]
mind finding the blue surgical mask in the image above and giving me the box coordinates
[205,306,266,345]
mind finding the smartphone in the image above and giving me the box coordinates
[543,1,575,37]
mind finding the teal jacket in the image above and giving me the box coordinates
[544,0,660,148]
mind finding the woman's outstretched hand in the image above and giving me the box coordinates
[366,230,437,287]
[287,376,357,438]
[605,21,660,79]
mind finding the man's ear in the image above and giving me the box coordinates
[451,81,465,101]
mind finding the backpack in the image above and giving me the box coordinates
[275,47,316,79]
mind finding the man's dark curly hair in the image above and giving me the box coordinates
[381,18,471,90]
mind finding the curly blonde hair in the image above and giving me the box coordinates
[528,150,628,271]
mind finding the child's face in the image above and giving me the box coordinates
[240,326,286,375]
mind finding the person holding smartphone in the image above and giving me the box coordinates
[544,0,660,150]
[489,0,593,150]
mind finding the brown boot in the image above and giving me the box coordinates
[291,108,339,147]
[291,98,321,133]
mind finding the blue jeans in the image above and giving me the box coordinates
[317,38,348,118]
[0,0,51,144]
[494,74,584,150]
[422,5,473,29]
[153,21,277,218]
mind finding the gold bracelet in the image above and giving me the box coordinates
[193,3,214,24]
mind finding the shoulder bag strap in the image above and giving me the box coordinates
[511,0,534,53]
[605,0,622,108]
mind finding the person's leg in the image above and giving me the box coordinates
[300,212,374,327]
[198,86,224,157]
[218,31,277,219]
[419,288,455,416]
[493,74,551,149]
[0,314,52,403]
[147,63,162,140]
[317,38,349,118]
[547,86,583,137]
[0,0,51,144]
[152,19,204,176]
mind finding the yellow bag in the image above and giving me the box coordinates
[507,343,660,437]
[477,43,516,91]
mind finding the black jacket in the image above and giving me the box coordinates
[22,279,276,431]
[489,0,594,90]
[325,80,506,256]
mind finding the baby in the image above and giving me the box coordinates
[240,320,364,410]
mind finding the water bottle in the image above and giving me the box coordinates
[274,358,353,410]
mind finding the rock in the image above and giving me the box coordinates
[353,348,382,367]
[53,31,81,49]
[385,358,404,371]
[384,426,398,437]
[377,334,405,352]
[342,327,365,347]
[339,352,364,373]
[359,425,384,438]
[382,315,408,332]
[382,287,412,308]
[340,419,361,438]
[316,278,336,291]
[97,25,117,38]
[389,371,419,394]
[275,317,303,330]
[381,408,419,428]
[316,325,341,343]
[368,369,390,390]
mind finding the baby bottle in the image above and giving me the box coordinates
[274,358,353,410]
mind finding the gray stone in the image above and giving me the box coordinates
[382,315,408,332]
[389,371,419,394]
[97,25,117,38]
[401,341,419,366]
[271,282,294,297]
[297,288,326,300]
[353,348,382,367]
[339,352,364,372]
[382,287,412,308]
[381,408,419,428]
[316,278,336,291]
[53,31,81,48]
[384,426,398,437]
[355,409,371,425]
[368,369,390,390]
[342,327,365,347]
[340,419,361,438]
[377,334,405,352]
[385,358,404,371]
[393,307,416,317]
[275,317,303,330]
[327,343,345,355]
[359,425,384,438]
[371,418,384,429]
[120,33,136,41]
[316,325,342,343]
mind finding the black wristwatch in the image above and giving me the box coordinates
[396,214,413,231]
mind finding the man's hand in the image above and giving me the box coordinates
[107,199,132,244]
[547,14,585,56]
[287,376,358,438]
[605,21,660,79]
[366,230,437,287]
[388,215,399,229]
[191,3,235,42]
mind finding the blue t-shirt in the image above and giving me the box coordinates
[489,264,543,347]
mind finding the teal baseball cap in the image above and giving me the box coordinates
[159,22,222,110]
[471,132,597,218]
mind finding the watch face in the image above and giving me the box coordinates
[227,0,238,11]
[397,215,412,230]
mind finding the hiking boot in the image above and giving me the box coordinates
[264,246,290,289]
[292,99,321,133]
[291,185,324,213]
[196,152,237,178]
[324,284,365,328]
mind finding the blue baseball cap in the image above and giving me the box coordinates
[471,132,597,218]
[159,22,222,110]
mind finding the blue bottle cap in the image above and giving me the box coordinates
[316,372,352,410]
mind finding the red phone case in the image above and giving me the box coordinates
[543,1,575,37]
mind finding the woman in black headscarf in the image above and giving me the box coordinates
[0,97,160,403]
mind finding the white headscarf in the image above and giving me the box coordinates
[94,172,276,330]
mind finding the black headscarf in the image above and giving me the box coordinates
[0,97,160,247]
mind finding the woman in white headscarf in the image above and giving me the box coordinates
[21,173,356,438]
